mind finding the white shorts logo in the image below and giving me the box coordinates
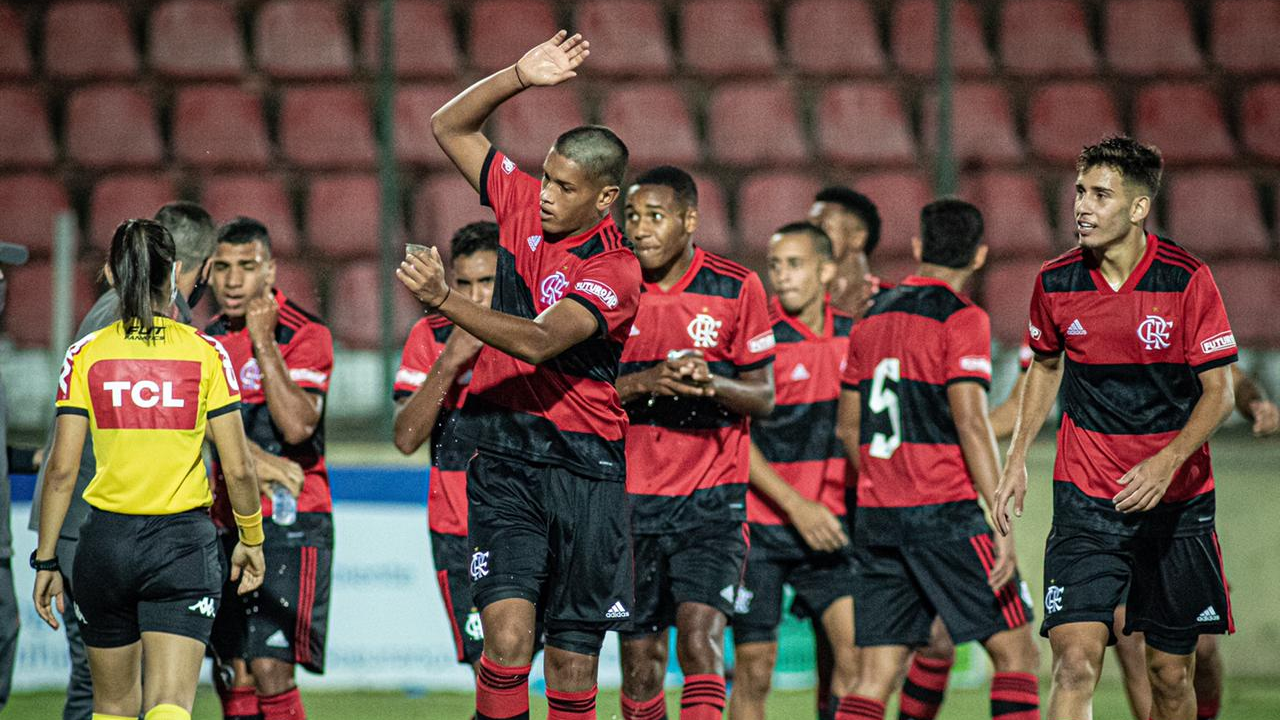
[187,596,217,618]
[574,280,619,309]
[74,602,88,625]
[1045,585,1064,614]
[1200,331,1236,356]
[605,601,630,619]
[688,313,723,348]
[1137,315,1173,350]
[540,272,568,306]
[470,551,490,581]
[734,587,754,615]
[465,610,484,640]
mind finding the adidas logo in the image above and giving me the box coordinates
[1197,605,1221,623]
[266,629,290,648]
[721,585,736,604]
[1066,319,1087,336]
[629,324,640,337]
[605,601,629,619]
[790,363,811,381]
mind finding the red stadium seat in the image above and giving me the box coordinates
[816,83,914,166]
[981,260,1044,345]
[1000,0,1096,76]
[411,175,496,265]
[892,0,991,76]
[735,172,823,252]
[851,172,932,258]
[489,86,585,169]
[1104,0,1202,75]
[0,6,32,79]
[600,84,700,168]
[394,85,458,169]
[0,174,72,257]
[361,1,459,78]
[305,174,384,259]
[44,1,138,80]
[1212,1,1280,73]
[271,262,321,312]
[1213,261,1280,347]
[255,0,354,79]
[1165,171,1270,259]
[0,87,55,168]
[688,172,732,256]
[89,175,179,253]
[200,174,299,257]
[149,0,246,79]
[960,172,1055,259]
[1134,84,1235,163]
[786,0,885,76]
[922,82,1022,164]
[280,86,376,169]
[681,0,778,77]
[574,0,672,77]
[1027,82,1124,164]
[1241,83,1280,162]
[467,0,556,72]
[707,81,807,167]
[173,86,270,170]
[328,261,423,348]
[3,261,97,347]
[65,85,164,170]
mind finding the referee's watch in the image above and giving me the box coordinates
[29,551,58,572]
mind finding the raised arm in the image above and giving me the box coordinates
[246,297,323,445]
[993,353,1064,535]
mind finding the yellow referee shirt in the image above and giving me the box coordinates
[54,317,242,515]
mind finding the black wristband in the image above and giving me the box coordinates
[29,550,58,572]
[429,285,451,313]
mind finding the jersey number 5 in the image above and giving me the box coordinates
[867,357,901,460]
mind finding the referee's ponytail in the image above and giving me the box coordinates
[108,218,176,340]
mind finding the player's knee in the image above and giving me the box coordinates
[1051,645,1102,692]
[247,659,295,696]
[483,626,537,666]
[675,625,724,673]
[621,638,666,698]
[732,646,776,698]
[543,649,597,690]
[1147,658,1194,700]
[987,630,1040,674]
[1195,634,1220,665]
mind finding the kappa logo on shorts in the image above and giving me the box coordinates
[465,610,484,640]
[605,601,630,619]
[734,587,754,615]
[188,596,216,618]
[470,551,490,581]
[1045,585,1064,614]
[265,629,290,649]
[1197,605,1221,623]
[74,602,87,625]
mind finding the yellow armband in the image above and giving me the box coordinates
[233,509,265,546]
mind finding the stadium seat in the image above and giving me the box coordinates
[959,172,1055,258]
[489,86,585,169]
[255,0,354,79]
[0,174,72,257]
[815,83,914,166]
[1212,1,1280,73]
[272,261,321,311]
[689,172,732,256]
[573,0,672,77]
[0,87,56,168]
[891,0,991,76]
[361,1,459,78]
[1134,84,1235,163]
[149,0,246,79]
[0,5,32,79]
[785,0,885,76]
[1000,0,1097,76]
[44,1,138,80]
[922,82,1022,164]
[1213,261,1280,346]
[3,261,98,347]
[280,86,376,169]
[981,260,1043,345]
[1104,0,1202,75]
[1241,83,1280,162]
[328,261,423,348]
[1165,171,1270,259]
[173,86,271,170]
[1027,82,1124,164]
[600,84,700,168]
[65,85,164,169]
[707,81,807,167]
[305,175,385,259]
[200,174,299,257]
[735,172,823,252]
[851,172,932,258]
[467,0,557,72]
[411,175,496,265]
[681,0,778,77]
[88,174,179,253]
[394,84,458,169]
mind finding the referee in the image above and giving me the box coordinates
[31,219,266,720]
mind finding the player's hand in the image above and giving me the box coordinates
[441,325,485,366]
[33,570,65,630]
[1113,454,1176,513]
[1250,399,1279,436]
[230,542,266,596]
[789,499,849,553]
[649,351,714,397]
[270,457,306,498]
[398,248,450,308]
[989,530,1018,591]
[515,31,589,87]
[993,462,1028,536]
[245,295,278,347]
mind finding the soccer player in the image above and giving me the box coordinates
[835,200,1040,720]
[392,221,500,672]
[729,223,855,720]
[613,166,775,720]
[807,186,881,316]
[32,218,265,720]
[994,136,1238,720]
[206,218,335,720]
[397,30,641,720]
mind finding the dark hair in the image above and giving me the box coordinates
[450,221,500,260]
[109,218,176,339]
[813,186,882,257]
[1077,135,1164,198]
[920,199,984,269]
[154,201,215,270]
[553,125,629,187]
[773,221,834,260]
[216,216,272,253]
[630,165,699,208]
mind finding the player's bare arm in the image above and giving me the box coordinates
[1231,364,1279,436]
[393,329,482,455]
[708,364,775,418]
[208,411,267,596]
[835,388,862,474]
[1113,364,1234,513]
[432,31,589,191]
[949,380,1015,589]
[988,371,1026,440]
[245,295,322,445]
[993,353,1064,536]
[31,413,88,629]
[748,441,847,552]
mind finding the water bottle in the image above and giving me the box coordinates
[271,484,297,526]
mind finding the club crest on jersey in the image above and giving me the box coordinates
[527,234,542,251]
[1137,315,1173,350]
[240,358,263,391]
[687,313,723,348]
[540,271,568,306]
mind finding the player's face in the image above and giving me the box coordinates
[623,185,695,272]
[767,232,832,314]
[451,249,497,308]
[1074,165,1147,250]
[540,150,616,236]
[209,240,274,318]
[808,202,867,260]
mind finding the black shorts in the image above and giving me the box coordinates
[431,531,485,665]
[467,452,633,656]
[733,523,854,645]
[211,512,333,674]
[1040,525,1233,655]
[622,520,750,638]
[852,532,1033,648]
[73,508,223,648]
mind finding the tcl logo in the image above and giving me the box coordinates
[88,360,201,430]
[102,380,186,409]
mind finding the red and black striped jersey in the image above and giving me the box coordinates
[1028,235,1237,537]
[207,289,334,522]
[622,246,775,534]
[455,148,642,481]
[393,316,475,537]
[748,297,854,526]
[841,276,993,544]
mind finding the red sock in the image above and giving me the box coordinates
[898,655,953,719]
[476,655,531,720]
[258,687,305,720]
[621,691,668,720]
[1197,697,1221,720]
[990,672,1040,720]
[835,695,886,720]
[547,686,597,720]
[220,685,261,719]
[679,674,725,720]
